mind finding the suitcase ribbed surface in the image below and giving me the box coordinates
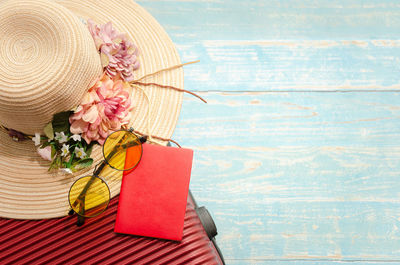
[0,195,223,265]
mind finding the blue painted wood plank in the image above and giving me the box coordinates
[137,0,400,41]
[173,92,400,262]
[136,0,400,92]
[135,1,400,263]
[228,261,398,265]
[175,41,400,92]
[175,92,400,147]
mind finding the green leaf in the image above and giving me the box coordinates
[86,143,94,157]
[41,141,51,148]
[71,158,94,172]
[48,160,55,171]
[56,156,62,167]
[50,141,61,151]
[51,145,57,159]
[52,111,72,133]
[48,155,62,171]
[43,122,54,140]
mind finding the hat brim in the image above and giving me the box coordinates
[0,0,183,219]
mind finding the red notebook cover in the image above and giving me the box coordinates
[114,143,194,241]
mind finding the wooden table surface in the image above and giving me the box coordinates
[137,1,400,264]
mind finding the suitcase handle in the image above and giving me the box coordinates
[189,190,226,265]
[196,206,218,239]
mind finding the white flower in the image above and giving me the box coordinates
[61,144,70,157]
[60,168,73,175]
[32,133,41,146]
[55,132,68,143]
[74,147,86,159]
[71,134,82,142]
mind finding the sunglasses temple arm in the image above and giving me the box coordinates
[93,161,107,176]
[119,136,147,150]
[77,215,85,226]
[77,174,98,200]
[75,157,109,204]
[70,172,101,215]
[76,197,86,226]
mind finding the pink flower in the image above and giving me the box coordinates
[37,146,52,161]
[87,19,139,82]
[69,74,134,145]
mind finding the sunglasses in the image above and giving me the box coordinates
[68,128,147,226]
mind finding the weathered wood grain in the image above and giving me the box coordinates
[175,41,400,92]
[137,0,400,92]
[135,0,400,263]
[174,93,400,262]
[137,0,400,41]
[175,92,400,147]
[228,261,400,265]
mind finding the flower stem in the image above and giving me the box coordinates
[67,152,75,168]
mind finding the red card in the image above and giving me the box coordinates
[114,143,193,241]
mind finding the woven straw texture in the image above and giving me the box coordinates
[0,0,184,219]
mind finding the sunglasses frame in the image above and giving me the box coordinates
[102,129,144,172]
[68,175,111,219]
[68,128,147,226]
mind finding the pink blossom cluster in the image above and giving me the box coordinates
[69,74,134,145]
[88,19,139,82]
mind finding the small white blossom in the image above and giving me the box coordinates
[71,134,81,142]
[32,133,41,146]
[74,147,86,159]
[60,168,73,175]
[61,144,70,157]
[55,132,68,143]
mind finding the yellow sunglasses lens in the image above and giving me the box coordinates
[68,176,110,218]
[103,130,142,171]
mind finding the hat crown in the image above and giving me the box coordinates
[0,0,102,135]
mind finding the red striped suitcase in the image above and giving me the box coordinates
[0,191,224,265]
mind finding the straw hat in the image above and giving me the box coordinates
[0,0,184,219]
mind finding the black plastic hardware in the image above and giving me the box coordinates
[196,206,218,239]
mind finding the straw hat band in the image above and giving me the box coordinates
[0,0,102,135]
